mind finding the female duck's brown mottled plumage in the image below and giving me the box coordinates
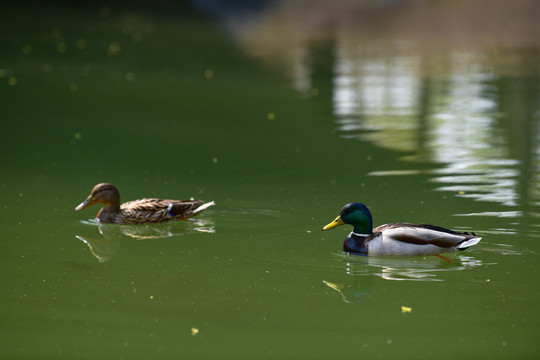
[75,183,215,224]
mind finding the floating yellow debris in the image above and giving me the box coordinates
[107,42,120,55]
[191,327,199,336]
[125,72,136,81]
[204,69,214,79]
[76,39,87,50]
[57,43,67,53]
[267,112,275,120]
[22,44,32,54]
[401,306,412,313]
[212,157,218,164]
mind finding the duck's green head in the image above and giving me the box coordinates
[322,202,373,234]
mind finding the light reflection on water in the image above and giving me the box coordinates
[216,3,539,218]
[202,0,540,220]
[331,48,533,211]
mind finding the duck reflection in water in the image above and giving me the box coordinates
[323,254,482,303]
[75,218,215,262]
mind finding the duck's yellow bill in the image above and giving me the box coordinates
[322,215,345,230]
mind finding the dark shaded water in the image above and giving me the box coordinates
[1,1,540,359]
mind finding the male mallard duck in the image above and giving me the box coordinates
[75,183,215,224]
[322,202,481,256]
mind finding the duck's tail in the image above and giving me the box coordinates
[193,201,215,214]
[456,237,481,250]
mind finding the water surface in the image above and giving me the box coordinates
[1,1,540,359]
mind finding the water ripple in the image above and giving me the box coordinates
[454,211,523,218]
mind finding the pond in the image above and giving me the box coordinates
[1,1,539,359]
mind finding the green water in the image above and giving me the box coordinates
[2,2,540,359]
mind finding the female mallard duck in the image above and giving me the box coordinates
[75,183,215,224]
[322,202,481,256]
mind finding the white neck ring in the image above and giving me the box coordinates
[351,232,371,237]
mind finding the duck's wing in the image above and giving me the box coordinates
[121,198,204,215]
[373,223,480,249]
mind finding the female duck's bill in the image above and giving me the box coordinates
[75,196,96,211]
